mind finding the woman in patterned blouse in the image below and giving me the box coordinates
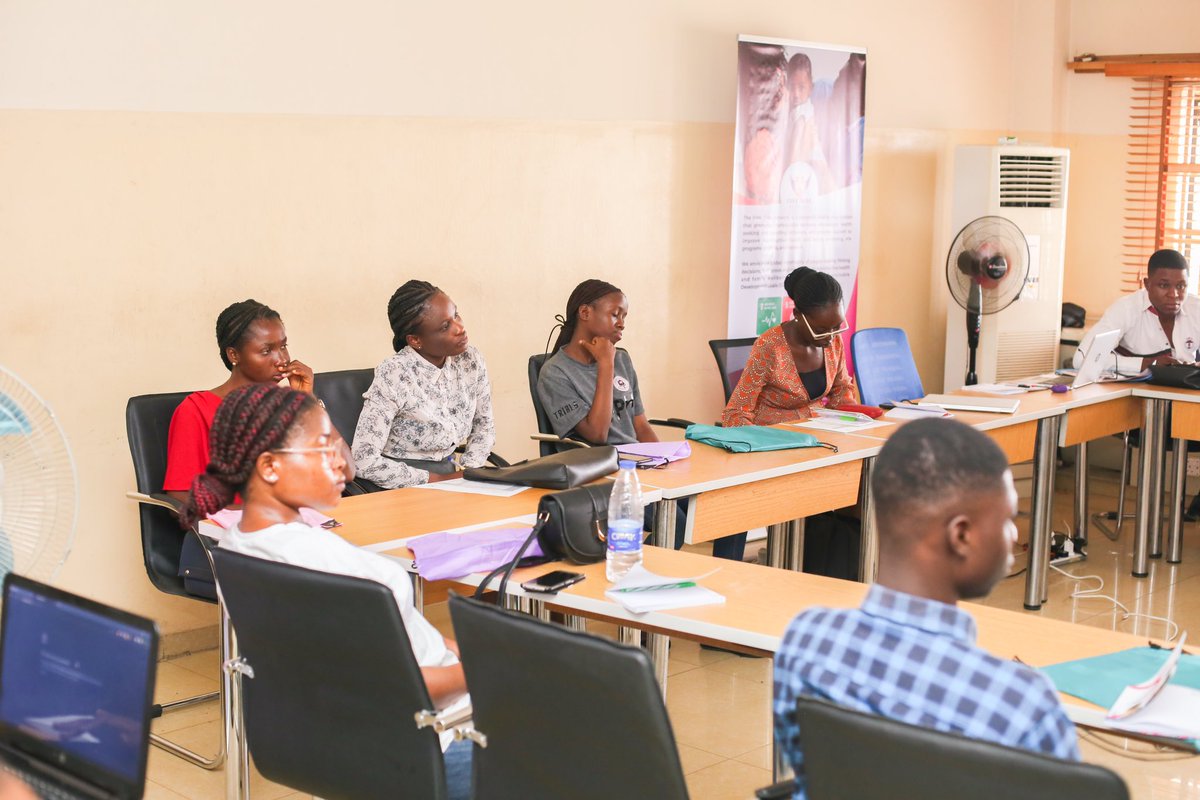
[352,280,496,488]
[722,267,857,426]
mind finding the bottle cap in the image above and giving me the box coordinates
[618,460,637,470]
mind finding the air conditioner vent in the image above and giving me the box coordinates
[997,154,1066,209]
[996,329,1059,382]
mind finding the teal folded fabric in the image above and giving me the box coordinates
[685,424,827,453]
[1042,646,1200,709]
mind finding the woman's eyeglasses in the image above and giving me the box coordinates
[799,312,849,342]
[271,445,341,465]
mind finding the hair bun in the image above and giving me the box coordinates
[784,266,813,296]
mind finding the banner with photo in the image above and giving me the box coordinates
[728,35,867,354]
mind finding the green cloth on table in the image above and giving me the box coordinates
[1042,646,1200,709]
[684,424,826,453]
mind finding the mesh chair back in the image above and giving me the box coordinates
[211,550,448,800]
[312,368,374,447]
[850,327,924,406]
[125,391,194,597]
[708,338,758,403]
[449,595,689,800]
[797,697,1128,800]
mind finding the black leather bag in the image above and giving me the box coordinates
[536,483,613,565]
[1149,364,1200,389]
[464,446,618,489]
[473,483,617,600]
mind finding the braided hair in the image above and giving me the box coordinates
[216,300,281,370]
[387,280,441,352]
[179,384,316,529]
[549,279,623,354]
[783,267,843,314]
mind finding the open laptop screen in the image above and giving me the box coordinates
[0,575,157,792]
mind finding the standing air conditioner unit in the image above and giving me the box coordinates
[943,145,1070,389]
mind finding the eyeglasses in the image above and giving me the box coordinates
[799,312,849,342]
[271,445,341,465]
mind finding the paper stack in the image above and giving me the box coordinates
[604,565,725,614]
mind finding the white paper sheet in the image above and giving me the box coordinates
[604,564,725,614]
[414,478,529,497]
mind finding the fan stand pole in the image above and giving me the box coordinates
[965,281,983,386]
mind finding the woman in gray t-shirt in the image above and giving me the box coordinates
[537,279,747,561]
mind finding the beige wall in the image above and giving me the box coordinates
[3,0,1189,631]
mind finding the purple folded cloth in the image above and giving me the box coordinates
[408,527,544,581]
[616,440,692,467]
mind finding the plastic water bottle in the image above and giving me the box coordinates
[606,460,645,581]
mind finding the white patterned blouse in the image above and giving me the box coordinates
[351,345,496,488]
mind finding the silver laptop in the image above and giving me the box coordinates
[0,574,158,799]
[1020,329,1125,390]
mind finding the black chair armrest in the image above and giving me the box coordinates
[485,451,511,468]
[648,417,695,429]
[754,779,797,799]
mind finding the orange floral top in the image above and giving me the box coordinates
[721,324,857,427]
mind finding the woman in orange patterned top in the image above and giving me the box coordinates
[722,266,857,426]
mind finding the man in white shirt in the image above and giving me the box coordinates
[1074,249,1200,373]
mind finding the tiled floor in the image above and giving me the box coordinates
[145,464,1200,799]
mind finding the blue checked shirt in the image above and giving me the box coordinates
[773,584,1080,799]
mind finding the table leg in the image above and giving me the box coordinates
[651,498,675,549]
[1133,399,1166,577]
[1025,414,1060,610]
[858,457,878,584]
[765,523,788,568]
[1073,441,1088,549]
[785,518,805,572]
[1168,437,1187,564]
[411,571,424,612]
[619,625,669,701]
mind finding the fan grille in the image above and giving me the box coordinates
[0,367,78,583]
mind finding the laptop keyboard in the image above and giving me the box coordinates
[3,763,84,800]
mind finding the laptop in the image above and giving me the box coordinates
[1020,328,1125,390]
[0,574,158,799]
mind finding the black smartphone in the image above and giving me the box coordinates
[520,570,586,593]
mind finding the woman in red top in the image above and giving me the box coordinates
[722,267,856,427]
[163,300,317,500]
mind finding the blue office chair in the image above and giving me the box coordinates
[850,327,924,406]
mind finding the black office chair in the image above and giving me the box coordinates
[708,337,758,403]
[313,367,374,448]
[528,351,692,457]
[448,594,690,800]
[769,696,1129,800]
[212,549,460,800]
[125,391,226,769]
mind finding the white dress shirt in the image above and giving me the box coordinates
[220,521,468,750]
[1073,289,1200,374]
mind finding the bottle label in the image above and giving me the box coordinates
[607,518,643,554]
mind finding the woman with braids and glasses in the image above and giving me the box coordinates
[181,384,472,798]
[722,266,856,427]
[352,280,495,489]
[538,279,747,562]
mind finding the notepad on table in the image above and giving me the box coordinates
[917,394,1020,414]
[604,565,725,614]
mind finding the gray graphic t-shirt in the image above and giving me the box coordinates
[536,349,645,446]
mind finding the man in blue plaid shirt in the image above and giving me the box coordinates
[773,418,1079,798]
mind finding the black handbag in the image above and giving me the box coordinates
[463,446,618,490]
[474,483,616,600]
[1149,364,1200,389]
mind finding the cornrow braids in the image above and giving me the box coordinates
[783,266,843,313]
[387,280,441,352]
[216,299,282,371]
[550,279,622,354]
[179,384,316,529]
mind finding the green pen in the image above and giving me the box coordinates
[612,581,697,593]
